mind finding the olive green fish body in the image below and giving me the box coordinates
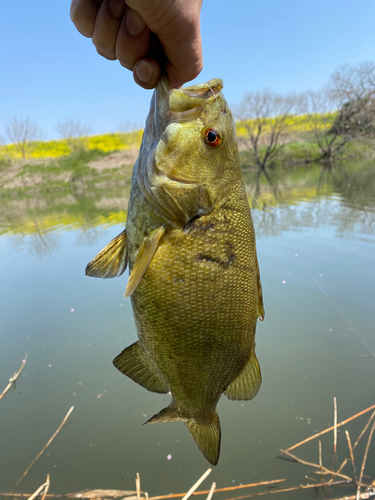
[86,78,264,465]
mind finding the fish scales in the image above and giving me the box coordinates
[86,77,264,465]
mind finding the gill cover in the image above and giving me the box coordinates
[136,78,238,226]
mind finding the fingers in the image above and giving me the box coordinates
[115,8,150,70]
[92,0,126,60]
[133,58,161,90]
[71,0,204,90]
[125,0,203,88]
[70,0,102,38]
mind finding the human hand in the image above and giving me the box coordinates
[70,0,203,89]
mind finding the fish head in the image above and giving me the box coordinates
[137,78,241,226]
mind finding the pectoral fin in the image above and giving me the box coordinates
[224,351,261,401]
[124,226,166,297]
[113,342,169,394]
[85,229,128,279]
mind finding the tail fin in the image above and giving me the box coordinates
[185,413,221,466]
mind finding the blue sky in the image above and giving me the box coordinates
[1,0,375,140]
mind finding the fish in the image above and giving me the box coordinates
[85,77,265,465]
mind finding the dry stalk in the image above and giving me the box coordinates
[331,396,338,470]
[148,479,286,500]
[279,449,352,482]
[12,406,74,491]
[40,475,50,500]
[205,484,215,500]
[223,480,349,500]
[26,475,50,500]
[356,418,375,500]
[135,474,141,500]
[181,470,212,500]
[318,440,324,480]
[0,354,27,400]
[286,403,375,451]
[345,430,358,484]
[335,409,375,476]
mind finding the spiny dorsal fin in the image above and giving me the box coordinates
[85,229,128,279]
[124,226,166,297]
[185,413,221,466]
[224,351,261,401]
[113,342,169,394]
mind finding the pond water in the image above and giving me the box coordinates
[1,160,374,499]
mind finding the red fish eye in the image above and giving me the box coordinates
[204,128,221,147]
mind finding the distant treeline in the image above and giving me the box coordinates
[1,61,374,168]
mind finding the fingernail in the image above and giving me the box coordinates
[109,0,125,19]
[135,60,154,84]
[126,8,146,37]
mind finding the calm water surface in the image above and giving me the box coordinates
[1,161,374,498]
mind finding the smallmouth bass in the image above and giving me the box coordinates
[86,78,265,465]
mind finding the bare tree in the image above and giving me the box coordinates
[4,116,43,158]
[236,90,297,170]
[300,89,347,160]
[328,61,375,139]
[56,118,91,152]
[328,61,375,103]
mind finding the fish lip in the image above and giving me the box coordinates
[156,78,224,116]
[179,78,223,98]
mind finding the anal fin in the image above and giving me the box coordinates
[86,229,128,279]
[144,405,182,424]
[224,351,261,401]
[125,226,166,297]
[113,342,169,394]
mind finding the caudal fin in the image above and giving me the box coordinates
[185,413,221,466]
[144,406,221,465]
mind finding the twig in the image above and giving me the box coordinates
[318,440,324,480]
[181,470,212,500]
[335,409,375,476]
[279,449,352,481]
[27,476,49,500]
[0,494,62,498]
[40,475,50,500]
[345,430,358,485]
[286,403,375,451]
[12,406,74,491]
[205,484,215,500]
[331,396,337,470]
[357,418,375,500]
[135,474,141,500]
[148,479,286,500]
[329,494,375,500]
[222,481,349,500]
[0,354,27,400]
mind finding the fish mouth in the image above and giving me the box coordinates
[156,77,223,115]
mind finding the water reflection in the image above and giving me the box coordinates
[1,160,375,497]
[1,160,375,250]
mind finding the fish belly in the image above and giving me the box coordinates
[128,184,259,420]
